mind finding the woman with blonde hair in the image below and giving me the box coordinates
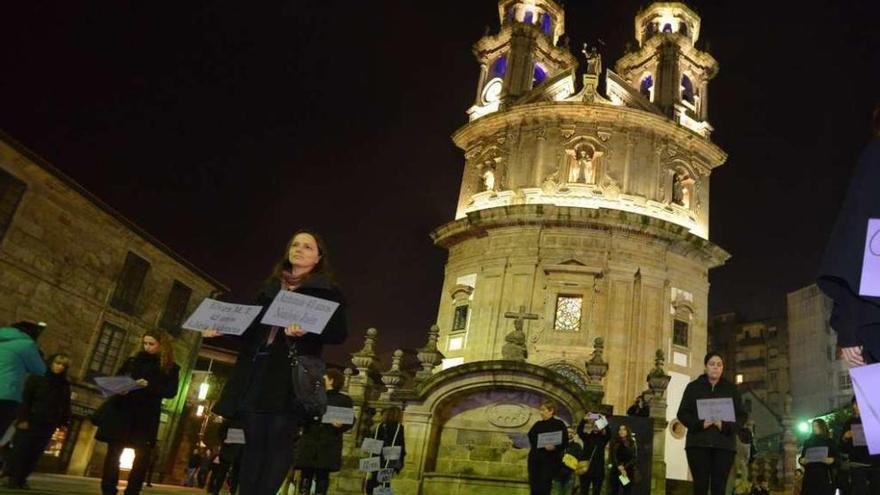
[94,329,180,495]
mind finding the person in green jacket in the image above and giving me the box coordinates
[0,322,47,435]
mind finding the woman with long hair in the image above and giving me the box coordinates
[798,419,837,495]
[209,230,348,495]
[5,353,72,489]
[677,352,746,495]
[608,424,637,495]
[363,406,406,495]
[94,330,179,495]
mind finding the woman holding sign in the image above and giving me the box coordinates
[209,230,348,495]
[676,352,746,495]
[363,406,406,495]
[527,399,569,495]
[94,330,180,495]
[799,419,837,495]
[294,369,353,495]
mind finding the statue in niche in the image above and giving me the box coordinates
[479,157,499,193]
[582,43,603,76]
[671,171,691,208]
[568,148,595,184]
[501,319,528,361]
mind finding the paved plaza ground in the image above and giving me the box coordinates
[0,473,204,494]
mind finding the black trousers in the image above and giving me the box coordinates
[7,424,55,485]
[237,411,299,495]
[101,442,152,495]
[579,474,603,495]
[686,447,736,495]
[849,467,880,495]
[0,401,19,439]
[299,467,330,495]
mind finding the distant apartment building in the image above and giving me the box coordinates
[786,284,852,419]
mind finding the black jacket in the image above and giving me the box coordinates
[213,274,347,418]
[839,416,879,467]
[800,435,836,495]
[577,419,610,479]
[17,371,71,428]
[94,352,180,445]
[293,390,354,472]
[610,437,637,478]
[372,421,406,472]
[676,374,745,452]
[818,138,880,354]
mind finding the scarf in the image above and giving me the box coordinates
[281,270,306,291]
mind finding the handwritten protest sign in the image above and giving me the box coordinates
[536,430,563,448]
[94,376,144,397]
[225,428,245,445]
[321,406,355,425]
[361,438,384,455]
[852,424,867,447]
[260,291,340,334]
[804,446,828,463]
[851,363,880,454]
[697,398,736,423]
[182,299,263,336]
[860,219,880,297]
[359,457,381,472]
[377,468,394,483]
[382,446,402,461]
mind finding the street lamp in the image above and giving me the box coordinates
[798,421,810,434]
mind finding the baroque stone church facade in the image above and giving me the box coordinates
[332,1,729,494]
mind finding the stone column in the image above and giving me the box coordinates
[380,349,405,400]
[474,62,489,106]
[585,337,609,407]
[647,350,672,495]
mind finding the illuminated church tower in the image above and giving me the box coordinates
[431,0,729,413]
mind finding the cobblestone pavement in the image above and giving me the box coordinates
[0,473,204,494]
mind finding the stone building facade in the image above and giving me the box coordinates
[433,0,728,418]
[0,131,226,480]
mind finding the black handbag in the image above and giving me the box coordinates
[285,338,327,419]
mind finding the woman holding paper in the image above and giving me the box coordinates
[527,399,569,495]
[95,330,180,495]
[799,419,837,495]
[676,352,746,495]
[608,424,637,495]
[209,230,348,495]
[577,411,611,495]
[294,369,353,495]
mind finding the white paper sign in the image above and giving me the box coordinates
[859,218,880,297]
[377,468,394,483]
[94,376,144,397]
[182,298,263,336]
[373,487,393,495]
[361,438,385,455]
[321,406,355,425]
[851,363,880,455]
[536,430,563,448]
[260,290,340,334]
[620,475,631,486]
[805,446,829,463]
[595,416,609,431]
[852,424,867,447]
[224,428,245,445]
[382,446,402,460]
[359,456,381,472]
[697,398,736,422]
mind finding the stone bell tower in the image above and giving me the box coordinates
[431,0,730,415]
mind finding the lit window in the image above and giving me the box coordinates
[554,295,582,331]
[735,374,744,384]
[452,305,469,331]
[448,336,464,352]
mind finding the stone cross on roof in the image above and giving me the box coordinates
[504,305,539,332]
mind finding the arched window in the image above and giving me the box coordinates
[663,23,673,33]
[491,56,507,78]
[640,74,654,100]
[541,14,553,35]
[533,64,547,85]
[523,10,534,24]
[679,23,689,36]
[681,75,694,104]
[547,363,589,391]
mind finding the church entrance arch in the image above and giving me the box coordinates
[398,361,591,495]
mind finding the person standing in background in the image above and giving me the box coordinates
[0,322,47,435]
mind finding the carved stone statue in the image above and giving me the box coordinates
[671,172,684,206]
[501,320,528,361]
[569,149,594,184]
[480,158,498,192]
[582,43,603,76]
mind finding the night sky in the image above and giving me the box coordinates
[1,1,878,364]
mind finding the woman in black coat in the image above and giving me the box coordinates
[577,411,611,495]
[527,399,569,495]
[608,424,637,495]
[799,419,837,495]
[363,407,406,495]
[294,369,353,495]
[676,352,746,495]
[208,230,348,495]
[5,353,72,489]
[95,330,180,495]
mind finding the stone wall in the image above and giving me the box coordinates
[0,134,224,480]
